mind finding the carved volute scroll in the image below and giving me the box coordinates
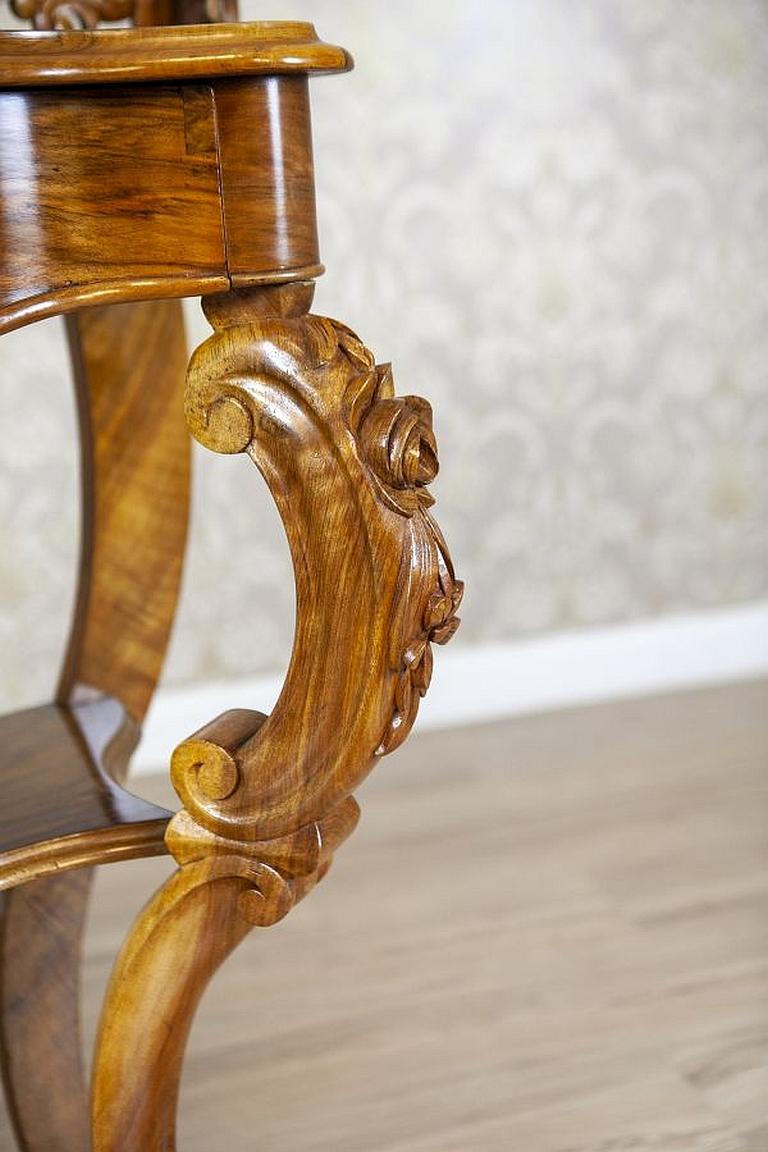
[168,280,462,911]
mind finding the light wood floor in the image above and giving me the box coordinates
[1,679,767,1151]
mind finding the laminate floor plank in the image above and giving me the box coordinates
[0,679,764,1150]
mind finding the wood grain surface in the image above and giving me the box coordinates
[0,65,335,332]
[0,700,170,891]
[0,871,94,1152]
[0,86,228,333]
[215,78,322,286]
[0,295,187,1150]
[60,300,191,723]
[34,681,766,1152]
[0,22,351,87]
[0,701,169,1148]
[88,280,462,1151]
[175,283,462,844]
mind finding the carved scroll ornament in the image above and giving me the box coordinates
[168,282,463,922]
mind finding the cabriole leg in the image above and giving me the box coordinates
[0,299,190,1152]
[90,282,462,1151]
[0,873,92,1152]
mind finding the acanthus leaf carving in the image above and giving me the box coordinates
[377,510,464,756]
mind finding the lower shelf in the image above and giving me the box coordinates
[0,696,172,892]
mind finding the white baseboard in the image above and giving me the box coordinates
[133,601,768,775]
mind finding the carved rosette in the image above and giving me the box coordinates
[167,285,462,926]
[347,352,463,755]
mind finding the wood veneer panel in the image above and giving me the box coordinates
[0,84,228,333]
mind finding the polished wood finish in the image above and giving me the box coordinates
[176,282,461,842]
[91,797,359,1151]
[0,871,94,1152]
[90,280,461,1151]
[0,295,191,884]
[0,45,335,333]
[0,9,462,1150]
[0,286,189,1151]
[0,700,170,892]
[60,300,191,721]
[0,22,351,87]
[215,78,322,286]
[0,702,169,1151]
[0,85,227,332]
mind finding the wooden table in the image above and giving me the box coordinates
[0,4,462,1149]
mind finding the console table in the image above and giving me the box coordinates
[0,3,462,1148]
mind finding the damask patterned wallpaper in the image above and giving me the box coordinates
[1,0,767,710]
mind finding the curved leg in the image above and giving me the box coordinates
[91,282,462,1151]
[2,12,224,1152]
[58,299,191,722]
[91,798,359,1152]
[0,872,92,1152]
[0,298,190,1151]
[90,865,256,1151]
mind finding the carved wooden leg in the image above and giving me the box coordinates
[0,299,190,1152]
[0,873,92,1152]
[90,794,359,1152]
[90,281,462,1151]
